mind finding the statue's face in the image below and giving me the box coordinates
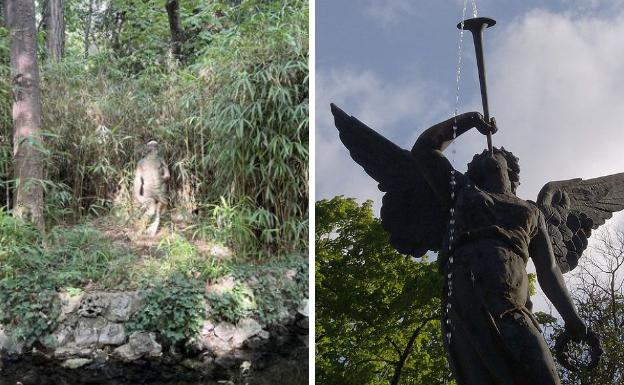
[146,144,159,155]
[481,153,515,195]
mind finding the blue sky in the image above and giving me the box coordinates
[315,0,624,315]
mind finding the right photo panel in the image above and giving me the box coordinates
[315,1,624,384]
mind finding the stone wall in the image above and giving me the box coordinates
[0,288,309,383]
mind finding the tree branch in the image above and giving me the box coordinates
[390,318,435,385]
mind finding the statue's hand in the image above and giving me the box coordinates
[473,112,497,136]
[556,322,603,372]
[565,318,588,341]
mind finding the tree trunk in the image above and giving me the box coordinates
[84,0,94,58]
[44,0,64,61]
[390,321,432,385]
[6,0,45,230]
[165,0,185,61]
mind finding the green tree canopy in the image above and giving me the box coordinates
[316,196,451,385]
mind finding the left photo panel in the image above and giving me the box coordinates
[0,1,309,384]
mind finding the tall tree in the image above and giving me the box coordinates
[165,0,185,61]
[316,196,450,385]
[6,0,44,230]
[43,0,65,61]
[83,0,94,58]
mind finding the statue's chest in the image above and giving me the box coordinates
[456,187,537,232]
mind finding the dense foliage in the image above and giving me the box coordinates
[316,196,451,385]
[0,209,308,346]
[0,0,308,258]
[127,275,206,345]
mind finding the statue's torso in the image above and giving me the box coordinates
[138,156,164,182]
[137,154,167,201]
[455,184,540,262]
[449,184,542,317]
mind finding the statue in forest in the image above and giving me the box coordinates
[134,140,170,236]
[330,102,620,385]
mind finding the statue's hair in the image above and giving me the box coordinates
[465,147,520,193]
[145,141,159,154]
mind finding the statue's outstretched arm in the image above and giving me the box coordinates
[412,112,494,153]
[530,215,586,337]
[410,112,496,203]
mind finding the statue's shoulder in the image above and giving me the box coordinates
[525,199,538,209]
[522,198,542,218]
[503,194,538,211]
[136,157,155,171]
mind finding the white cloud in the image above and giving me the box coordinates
[487,9,624,316]
[488,10,624,200]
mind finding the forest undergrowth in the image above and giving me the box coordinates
[0,0,308,258]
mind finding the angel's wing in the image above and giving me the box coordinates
[536,173,624,273]
[331,103,448,256]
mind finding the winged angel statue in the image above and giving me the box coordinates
[330,103,623,385]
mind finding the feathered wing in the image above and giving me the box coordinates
[536,173,624,273]
[330,103,448,256]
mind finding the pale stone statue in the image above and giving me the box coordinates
[134,141,170,236]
